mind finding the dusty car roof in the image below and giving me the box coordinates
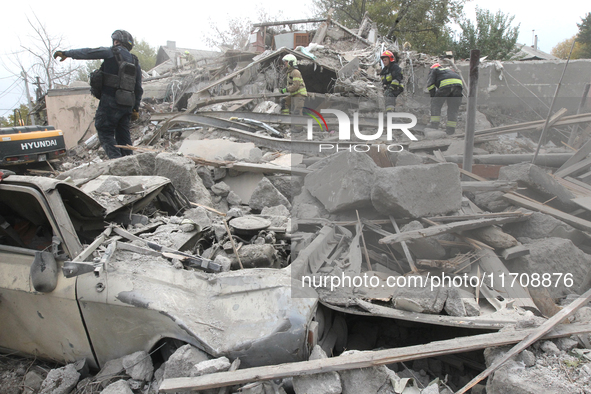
[2,175,106,219]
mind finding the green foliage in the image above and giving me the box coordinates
[76,59,103,82]
[132,39,157,71]
[450,7,519,60]
[551,35,587,59]
[576,13,591,58]
[313,0,465,55]
[0,104,31,127]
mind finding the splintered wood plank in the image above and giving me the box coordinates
[159,323,591,392]
[378,215,530,245]
[503,193,591,232]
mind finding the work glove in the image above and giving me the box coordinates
[281,88,287,94]
[53,51,68,62]
[131,110,139,121]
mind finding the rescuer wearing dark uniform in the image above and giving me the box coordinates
[380,50,404,111]
[426,63,463,135]
[54,30,143,159]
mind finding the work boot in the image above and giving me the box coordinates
[446,126,455,135]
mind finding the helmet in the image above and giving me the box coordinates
[381,50,395,62]
[282,54,297,67]
[111,30,134,51]
[431,63,441,69]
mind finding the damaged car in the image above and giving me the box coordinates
[0,174,318,369]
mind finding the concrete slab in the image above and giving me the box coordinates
[179,138,262,162]
[223,172,264,203]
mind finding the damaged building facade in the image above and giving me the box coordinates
[2,12,591,394]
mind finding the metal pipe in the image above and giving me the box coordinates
[463,49,480,179]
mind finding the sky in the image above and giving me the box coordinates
[0,0,589,119]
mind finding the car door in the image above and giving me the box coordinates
[0,183,97,366]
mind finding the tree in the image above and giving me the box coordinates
[576,13,591,58]
[450,7,520,60]
[132,39,157,71]
[0,104,30,127]
[313,0,466,54]
[551,35,586,59]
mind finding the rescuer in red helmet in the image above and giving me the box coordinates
[379,50,404,111]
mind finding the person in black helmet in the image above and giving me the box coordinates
[54,30,143,159]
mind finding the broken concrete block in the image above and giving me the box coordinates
[224,172,264,202]
[39,364,80,394]
[292,187,329,220]
[392,281,447,314]
[401,221,446,260]
[226,190,242,206]
[517,349,536,367]
[261,205,290,217]
[505,237,591,298]
[211,181,231,196]
[183,207,212,229]
[498,163,577,212]
[444,288,480,317]
[163,344,209,379]
[371,163,462,218]
[107,155,143,176]
[503,211,591,248]
[473,191,512,212]
[470,225,518,249]
[444,140,489,156]
[22,370,44,394]
[213,167,227,181]
[100,379,134,394]
[555,337,578,352]
[179,138,263,162]
[267,175,292,200]
[293,345,342,394]
[135,152,157,175]
[191,357,231,377]
[540,341,561,356]
[155,153,212,207]
[338,352,390,394]
[197,166,215,188]
[249,177,291,211]
[122,350,153,381]
[95,357,127,388]
[338,57,360,79]
[95,176,122,196]
[305,152,378,213]
[388,150,424,166]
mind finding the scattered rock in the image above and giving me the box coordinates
[371,163,462,218]
[293,346,341,394]
[249,177,291,211]
[163,344,210,379]
[39,364,80,394]
[540,341,561,356]
[155,153,212,207]
[212,181,231,196]
[100,379,133,394]
[191,357,231,377]
[122,350,153,381]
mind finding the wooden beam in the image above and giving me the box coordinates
[554,157,591,178]
[503,193,591,232]
[557,136,591,173]
[159,323,591,392]
[378,215,530,245]
[457,287,591,393]
[461,181,518,193]
[226,162,311,176]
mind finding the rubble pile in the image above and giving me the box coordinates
[5,11,591,394]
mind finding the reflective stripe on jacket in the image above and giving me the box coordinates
[426,67,462,91]
[287,67,307,96]
[380,63,404,90]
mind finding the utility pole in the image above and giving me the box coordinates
[463,49,480,179]
[20,70,36,126]
[34,77,44,101]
